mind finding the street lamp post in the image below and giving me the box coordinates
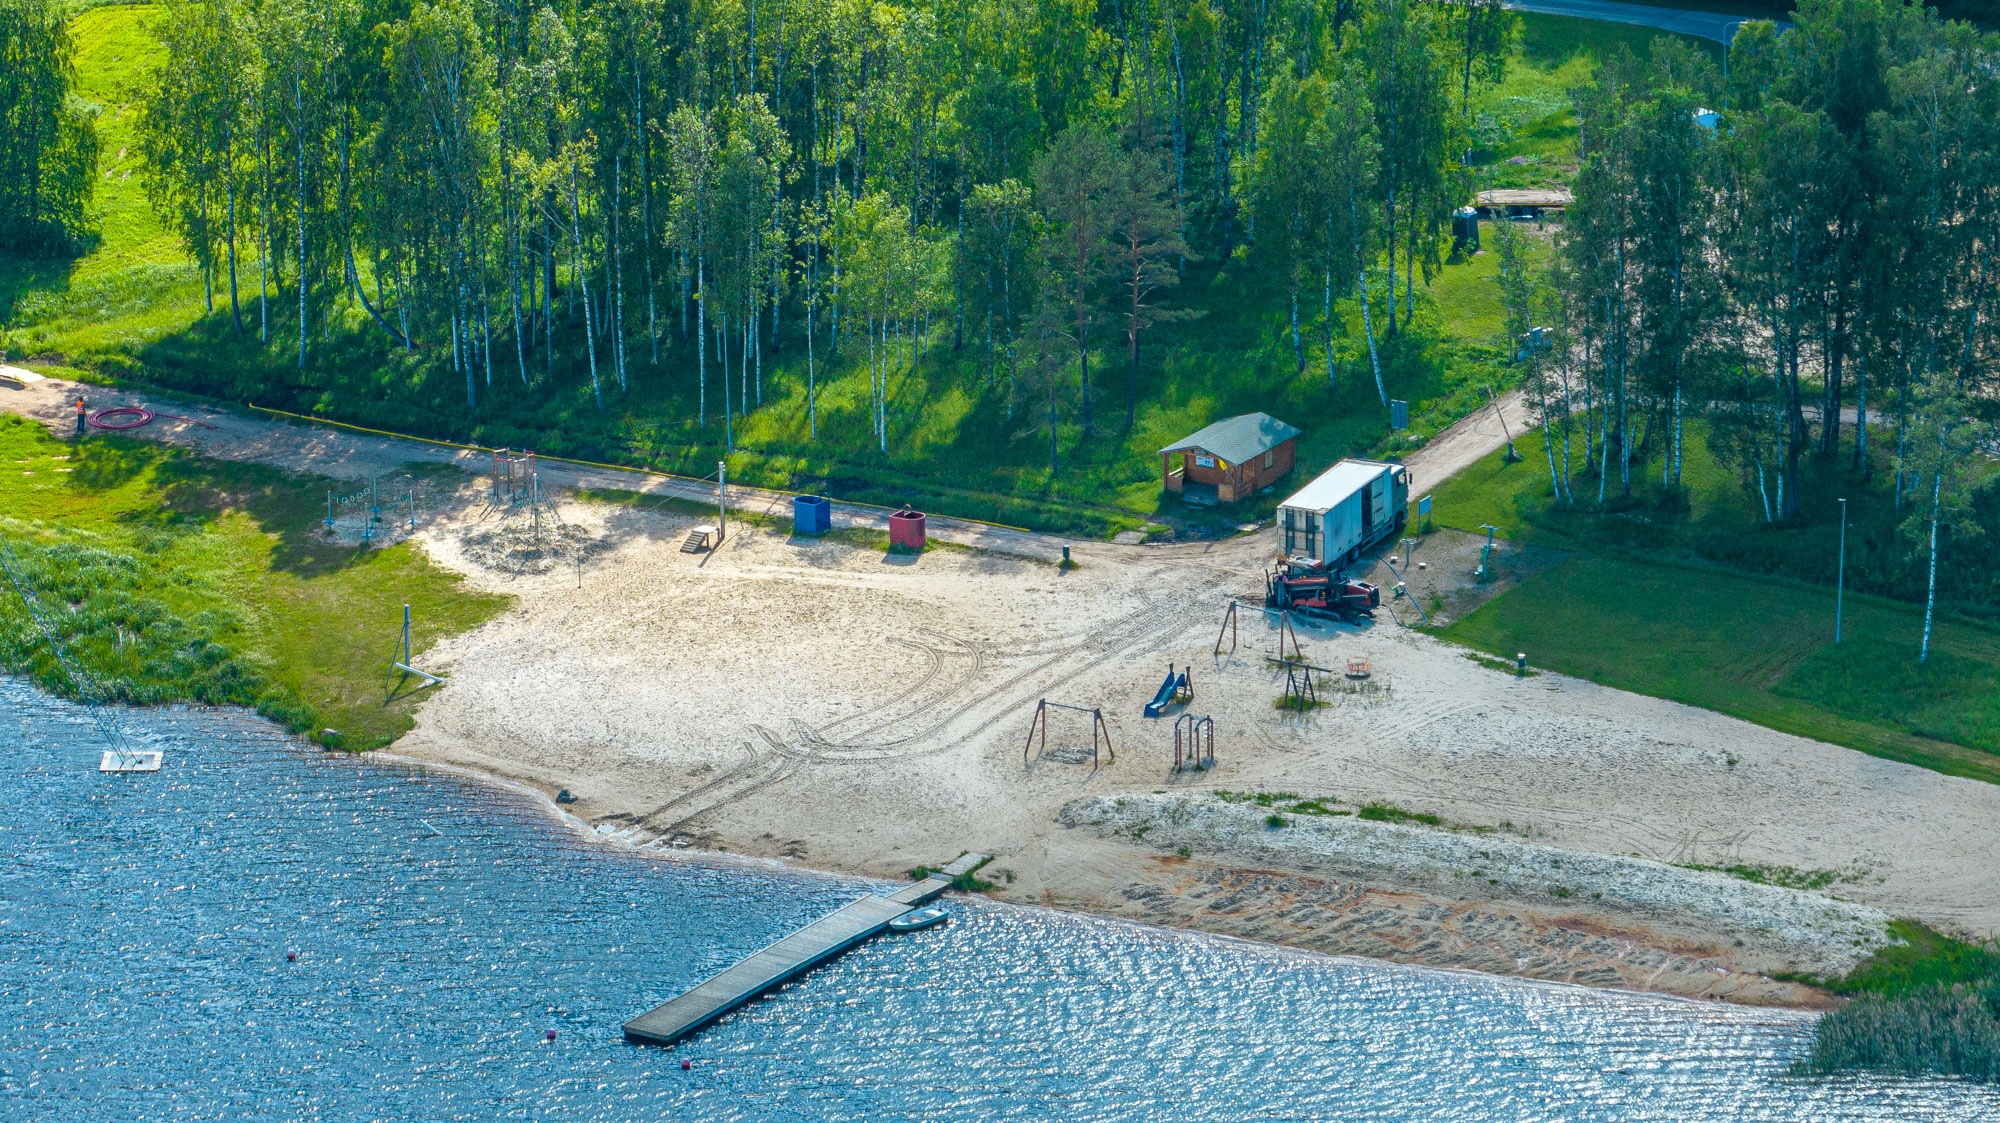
[1835,497,1847,644]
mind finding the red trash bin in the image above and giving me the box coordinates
[889,508,926,550]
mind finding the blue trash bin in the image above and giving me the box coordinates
[793,494,831,536]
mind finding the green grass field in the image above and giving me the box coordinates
[1430,416,2000,784]
[0,414,510,749]
[1467,14,1722,191]
[1441,551,2000,782]
[0,5,206,361]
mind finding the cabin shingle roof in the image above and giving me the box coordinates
[1158,412,1301,465]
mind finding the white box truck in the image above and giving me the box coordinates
[1276,459,1412,566]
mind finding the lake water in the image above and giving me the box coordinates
[4,680,1994,1122]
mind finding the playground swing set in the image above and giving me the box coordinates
[1023,700,1115,768]
[325,476,421,544]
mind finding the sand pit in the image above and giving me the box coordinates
[459,514,606,575]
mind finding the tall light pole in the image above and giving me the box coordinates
[1835,497,1847,643]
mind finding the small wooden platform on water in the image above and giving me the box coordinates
[622,873,956,1047]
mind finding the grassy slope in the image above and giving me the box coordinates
[0,414,509,748]
[0,5,206,359]
[1440,551,2000,783]
[1428,428,2000,783]
[1468,15,1723,191]
[6,9,1705,539]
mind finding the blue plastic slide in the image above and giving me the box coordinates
[1144,668,1182,718]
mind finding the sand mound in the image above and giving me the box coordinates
[1061,792,1895,977]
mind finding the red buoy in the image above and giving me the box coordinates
[545,1029,558,1042]
[680,1059,691,1071]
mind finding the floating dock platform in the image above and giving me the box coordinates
[622,873,957,1047]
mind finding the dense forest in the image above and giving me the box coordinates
[1504,0,1999,652]
[0,0,98,251]
[0,0,1995,581]
[56,0,1513,448]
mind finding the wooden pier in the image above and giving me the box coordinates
[622,873,957,1047]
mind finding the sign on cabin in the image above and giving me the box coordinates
[1158,412,1302,505]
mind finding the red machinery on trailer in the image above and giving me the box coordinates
[1264,556,1380,622]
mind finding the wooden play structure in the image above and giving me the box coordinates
[1278,610,1304,660]
[1023,700,1115,767]
[1267,655,1336,710]
[491,448,538,506]
[1215,601,1239,654]
[1174,714,1215,771]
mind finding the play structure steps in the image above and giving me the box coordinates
[680,524,718,554]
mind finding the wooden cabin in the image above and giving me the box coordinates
[1159,412,1301,505]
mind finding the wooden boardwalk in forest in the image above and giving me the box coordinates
[622,874,955,1047]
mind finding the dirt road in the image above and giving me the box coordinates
[0,371,1084,561]
[1401,388,1533,500]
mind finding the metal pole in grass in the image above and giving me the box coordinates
[717,461,727,543]
[1836,497,1847,644]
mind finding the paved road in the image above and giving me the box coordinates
[1503,0,1778,43]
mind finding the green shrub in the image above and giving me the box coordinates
[1797,982,2000,1081]
[1797,921,2000,1082]
[0,533,271,709]
[1833,921,2000,998]
[1357,802,1442,826]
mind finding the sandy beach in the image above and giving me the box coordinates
[8,373,1997,1008]
[392,481,2000,1008]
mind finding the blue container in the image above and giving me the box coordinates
[793,494,832,536]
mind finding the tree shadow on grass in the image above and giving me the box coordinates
[75,436,406,580]
[0,251,82,330]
